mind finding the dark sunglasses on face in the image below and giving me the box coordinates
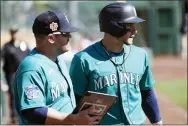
[61,32,71,37]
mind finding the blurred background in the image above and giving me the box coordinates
[1,1,187,125]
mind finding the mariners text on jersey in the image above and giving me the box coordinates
[94,72,141,90]
[70,41,155,125]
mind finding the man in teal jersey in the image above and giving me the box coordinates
[70,2,162,125]
[13,10,101,125]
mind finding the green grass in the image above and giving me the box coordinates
[155,79,187,110]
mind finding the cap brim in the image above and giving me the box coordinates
[60,25,80,33]
[120,17,145,23]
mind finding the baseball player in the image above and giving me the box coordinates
[13,10,101,125]
[70,2,162,125]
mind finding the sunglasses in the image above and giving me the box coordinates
[61,32,71,37]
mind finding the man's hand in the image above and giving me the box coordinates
[45,107,101,125]
[71,106,102,125]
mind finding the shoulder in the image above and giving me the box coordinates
[130,45,153,67]
[16,55,42,76]
[3,42,9,47]
[74,41,100,60]
[130,45,147,57]
[2,43,11,50]
[131,45,147,54]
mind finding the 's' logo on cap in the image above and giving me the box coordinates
[50,22,58,31]
[64,15,69,23]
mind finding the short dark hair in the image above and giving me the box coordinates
[9,28,18,34]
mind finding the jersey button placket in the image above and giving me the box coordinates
[123,86,128,108]
[118,66,123,71]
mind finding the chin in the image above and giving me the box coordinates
[124,38,133,45]
[59,46,67,53]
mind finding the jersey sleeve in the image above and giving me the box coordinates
[15,71,46,111]
[139,51,155,90]
[69,55,88,96]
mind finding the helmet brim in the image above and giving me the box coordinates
[119,17,145,23]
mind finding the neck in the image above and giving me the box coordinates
[35,46,57,62]
[10,39,15,43]
[102,34,124,53]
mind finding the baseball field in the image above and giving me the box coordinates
[149,56,187,124]
[1,31,187,124]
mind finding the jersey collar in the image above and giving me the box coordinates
[29,48,58,66]
[93,40,131,60]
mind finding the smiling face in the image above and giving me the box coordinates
[118,23,137,45]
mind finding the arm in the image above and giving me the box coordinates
[18,71,101,125]
[46,107,101,125]
[141,88,162,125]
[139,51,162,125]
[15,71,100,125]
[22,107,101,125]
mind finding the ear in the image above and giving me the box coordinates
[48,34,55,44]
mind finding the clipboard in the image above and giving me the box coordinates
[73,91,117,121]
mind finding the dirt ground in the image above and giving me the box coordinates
[145,56,187,125]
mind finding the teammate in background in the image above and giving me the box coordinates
[13,10,101,125]
[180,0,187,60]
[70,2,162,125]
[1,27,30,124]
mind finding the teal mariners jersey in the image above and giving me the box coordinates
[70,41,155,125]
[13,49,76,124]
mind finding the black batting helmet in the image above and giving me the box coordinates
[99,2,145,37]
